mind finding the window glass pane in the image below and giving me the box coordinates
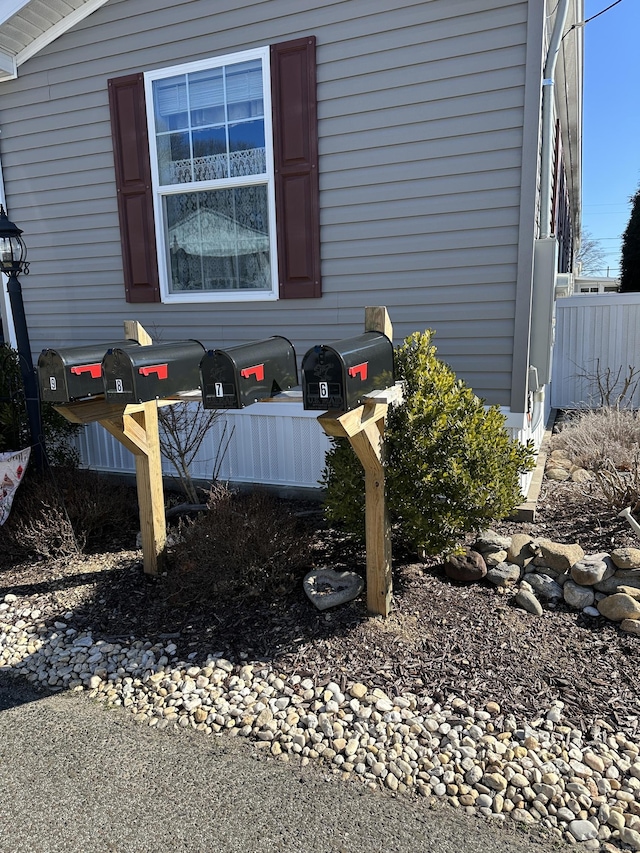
[189,67,225,127]
[229,119,266,177]
[166,186,271,292]
[225,60,264,120]
[153,75,188,132]
[192,127,228,180]
[157,132,192,184]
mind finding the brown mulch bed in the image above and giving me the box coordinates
[1,474,639,740]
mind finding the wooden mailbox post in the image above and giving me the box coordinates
[317,307,400,618]
[55,321,168,576]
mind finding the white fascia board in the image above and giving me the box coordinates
[0,0,31,27]
[0,49,17,80]
[14,0,110,69]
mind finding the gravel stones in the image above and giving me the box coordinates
[2,585,640,851]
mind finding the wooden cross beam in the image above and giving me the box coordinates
[55,321,168,576]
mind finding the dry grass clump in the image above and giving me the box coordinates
[552,408,640,513]
[552,407,640,471]
[165,483,313,606]
[0,468,139,561]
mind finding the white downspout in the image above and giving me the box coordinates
[540,0,571,239]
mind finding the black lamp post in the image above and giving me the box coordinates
[0,205,43,471]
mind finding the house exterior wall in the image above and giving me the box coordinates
[0,0,535,408]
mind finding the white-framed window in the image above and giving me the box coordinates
[144,47,278,303]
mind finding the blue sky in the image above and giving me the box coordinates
[581,0,640,276]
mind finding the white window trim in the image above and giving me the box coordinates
[144,46,279,304]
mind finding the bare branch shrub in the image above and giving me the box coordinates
[165,483,313,605]
[0,468,139,560]
[592,452,640,514]
[158,402,226,503]
[572,359,640,410]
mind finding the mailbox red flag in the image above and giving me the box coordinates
[348,362,368,381]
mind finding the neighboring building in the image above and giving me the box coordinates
[574,276,620,294]
[0,0,583,486]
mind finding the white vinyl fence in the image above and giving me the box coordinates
[551,293,640,410]
[75,401,332,492]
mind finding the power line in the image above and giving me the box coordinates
[562,0,624,39]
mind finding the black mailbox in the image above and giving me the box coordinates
[200,336,297,409]
[102,340,205,404]
[37,340,141,404]
[302,331,394,412]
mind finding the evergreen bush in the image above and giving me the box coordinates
[321,330,535,555]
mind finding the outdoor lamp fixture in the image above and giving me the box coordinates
[0,204,43,470]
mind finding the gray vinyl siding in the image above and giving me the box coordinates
[0,0,532,408]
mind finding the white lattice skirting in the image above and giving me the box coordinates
[75,402,332,491]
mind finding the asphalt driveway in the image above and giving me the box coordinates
[0,673,571,853]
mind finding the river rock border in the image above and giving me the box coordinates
[1,593,640,852]
[462,531,640,635]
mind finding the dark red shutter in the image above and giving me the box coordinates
[108,73,160,303]
[271,36,321,299]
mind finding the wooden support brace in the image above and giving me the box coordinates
[55,321,168,576]
[319,404,392,617]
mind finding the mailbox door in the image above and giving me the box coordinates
[200,350,240,409]
[340,332,395,409]
[38,340,139,403]
[103,348,137,402]
[302,346,347,410]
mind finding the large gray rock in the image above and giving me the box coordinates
[475,530,512,554]
[532,538,584,573]
[563,580,595,610]
[507,533,535,568]
[611,547,640,570]
[486,562,521,587]
[526,572,563,601]
[570,553,615,586]
[594,572,640,595]
[514,588,543,616]
[597,593,640,622]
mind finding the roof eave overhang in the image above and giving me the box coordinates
[0,0,110,83]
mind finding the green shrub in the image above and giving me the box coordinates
[321,330,535,556]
